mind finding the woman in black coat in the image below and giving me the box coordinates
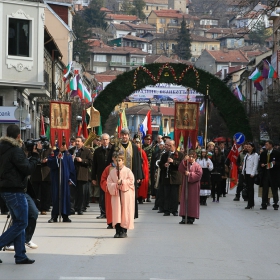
[211,146,225,203]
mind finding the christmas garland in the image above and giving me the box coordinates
[93,63,253,139]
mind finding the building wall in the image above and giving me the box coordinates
[45,6,72,65]
[191,41,220,59]
[0,0,45,86]
[195,52,216,73]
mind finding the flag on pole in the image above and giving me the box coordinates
[139,110,152,140]
[83,86,92,103]
[117,112,122,137]
[234,85,246,101]
[40,115,45,136]
[77,79,84,99]
[268,63,278,78]
[45,125,50,141]
[249,68,264,83]
[63,61,73,79]
[262,59,270,78]
[82,109,88,139]
[177,132,184,151]
[97,116,102,135]
[254,82,263,91]
[70,76,78,90]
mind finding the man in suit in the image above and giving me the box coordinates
[159,140,184,216]
[259,140,280,210]
[92,133,114,219]
[69,136,93,215]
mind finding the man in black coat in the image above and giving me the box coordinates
[0,124,40,264]
[159,139,184,216]
[259,140,280,210]
[92,133,114,219]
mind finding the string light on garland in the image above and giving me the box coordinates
[133,63,200,89]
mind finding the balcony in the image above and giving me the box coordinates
[109,61,145,67]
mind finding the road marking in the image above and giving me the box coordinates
[60,277,105,280]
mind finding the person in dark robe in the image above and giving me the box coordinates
[178,150,203,224]
[118,128,143,219]
[47,144,76,223]
[135,138,149,204]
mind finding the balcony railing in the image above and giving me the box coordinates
[109,61,144,67]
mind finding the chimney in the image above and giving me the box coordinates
[223,47,228,53]
[113,44,117,50]
[100,42,104,48]
[228,62,231,67]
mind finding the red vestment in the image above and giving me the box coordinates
[137,148,149,199]
[100,164,114,225]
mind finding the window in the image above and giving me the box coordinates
[159,28,164,33]
[0,96,3,106]
[94,55,107,62]
[171,119,174,128]
[164,119,168,127]
[93,66,106,73]
[160,18,166,24]
[146,5,148,10]
[111,55,126,64]
[8,18,30,57]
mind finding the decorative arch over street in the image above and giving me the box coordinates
[93,63,253,139]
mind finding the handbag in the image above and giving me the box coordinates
[242,187,248,200]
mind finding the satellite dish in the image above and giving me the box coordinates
[14,107,28,121]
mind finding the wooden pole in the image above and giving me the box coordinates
[204,85,209,148]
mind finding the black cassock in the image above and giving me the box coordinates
[48,150,76,217]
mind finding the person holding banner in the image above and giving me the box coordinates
[47,144,76,223]
[178,150,202,224]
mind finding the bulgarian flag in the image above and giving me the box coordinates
[234,85,246,101]
[268,63,278,78]
[63,61,73,79]
[77,79,84,100]
[249,68,264,83]
[70,75,77,90]
[83,86,92,103]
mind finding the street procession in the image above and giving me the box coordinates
[1,0,280,279]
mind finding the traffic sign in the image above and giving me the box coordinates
[234,132,245,145]
[14,107,28,121]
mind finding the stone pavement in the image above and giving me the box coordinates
[1,186,280,280]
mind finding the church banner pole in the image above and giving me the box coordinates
[204,85,209,148]
[58,157,62,223]
[184,135,190,224]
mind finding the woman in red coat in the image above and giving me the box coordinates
[135,138,149,204]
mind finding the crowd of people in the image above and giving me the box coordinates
[0,123,280,265]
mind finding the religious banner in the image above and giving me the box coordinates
[50,101,71,146]
[86,106,100,128]
[174,102,200,149]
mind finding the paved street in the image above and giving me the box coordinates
[1,186,280,280]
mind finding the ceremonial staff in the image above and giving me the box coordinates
[184,136,190,224]
[204,85,209,147]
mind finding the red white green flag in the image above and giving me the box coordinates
[249,68,264,83]
[269,63,278,78]
[83,86,92,103]
[63,61,73,79]
[77,79,84,100]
